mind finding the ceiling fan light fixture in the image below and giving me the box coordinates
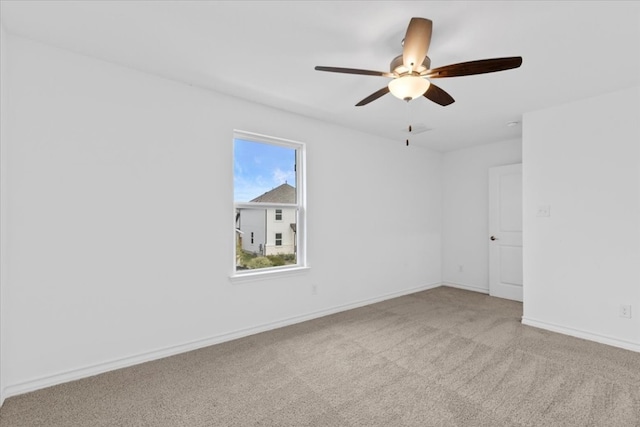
[388,76,430,101]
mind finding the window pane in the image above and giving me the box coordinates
[235,207,297,271]
[233,133,304,275]
[234,139,296,203]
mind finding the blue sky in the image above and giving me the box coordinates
[234,139,296,202]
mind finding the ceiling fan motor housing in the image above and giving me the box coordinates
[390,54,430,75]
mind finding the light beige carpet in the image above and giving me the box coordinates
[1,286,640,426]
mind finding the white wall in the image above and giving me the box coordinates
[1,36,442,399]
[441,139,522,293]
[522,86,640,351]
[0,20,9,407]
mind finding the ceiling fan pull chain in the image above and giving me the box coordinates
[405,101,413,146]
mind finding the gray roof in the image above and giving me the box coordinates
[250,183,296,203]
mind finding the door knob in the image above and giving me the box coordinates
[490,236,497,241]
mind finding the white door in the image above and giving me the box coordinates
[489,164,523,302]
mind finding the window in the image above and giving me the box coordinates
[233,130,306,275]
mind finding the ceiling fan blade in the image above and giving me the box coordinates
[315,66,393,78]
[402,18,433,72]
[424,57,523,78]
[355,86,390,106]
[423,83,455,106]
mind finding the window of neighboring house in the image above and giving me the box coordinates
[233,130,306,276]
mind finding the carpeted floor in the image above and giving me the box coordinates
[1,286,640,426]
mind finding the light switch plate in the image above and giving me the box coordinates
[620,305,632,319]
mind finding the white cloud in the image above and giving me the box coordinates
[273,167,293,185]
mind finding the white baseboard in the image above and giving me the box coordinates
[522,317,640,353]
[442,282,489,294]
[2,281,443,402]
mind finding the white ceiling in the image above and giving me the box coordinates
[1,1,639,152]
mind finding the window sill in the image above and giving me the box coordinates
[229,266,311,284]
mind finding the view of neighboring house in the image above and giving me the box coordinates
[236,183,297,256]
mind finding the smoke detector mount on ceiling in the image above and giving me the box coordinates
[401,123,432,134]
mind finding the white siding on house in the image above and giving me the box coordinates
[239,209,266,254]
[239,207,296,256]
[265,208,296,255]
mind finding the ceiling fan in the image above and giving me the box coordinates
[315,17,522,107]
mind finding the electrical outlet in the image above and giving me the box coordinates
[311,284,318,295]
[620,304,632,319]
[537,205,551,217]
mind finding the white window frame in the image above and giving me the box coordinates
[231,130,308,282]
